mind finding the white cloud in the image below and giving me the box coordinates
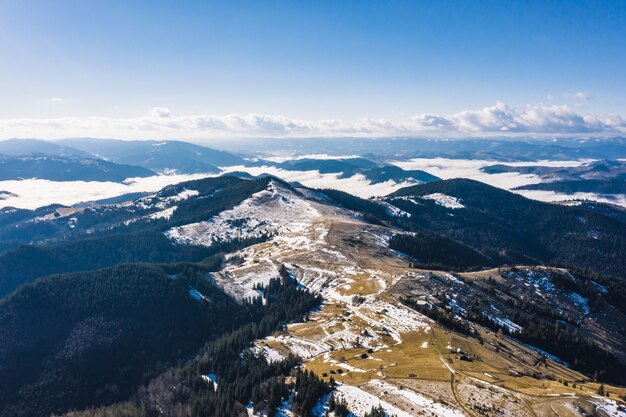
[48,98,65,103]
[411,102,623,134]
[563,91,591,101]
[548,91,591,103]
[0,102,624,139]
[150,107,171,118]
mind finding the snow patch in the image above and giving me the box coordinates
[421,193,465,209]
[189,287,209,302]
[265,335,327,360]
[378,200,411,218]
[591,397,626,417]
[201,373,218,391]
[368,380,466,417]
[147,206,177,220]
[333,383,414,417]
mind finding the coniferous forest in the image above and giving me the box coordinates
[0,263,327,417]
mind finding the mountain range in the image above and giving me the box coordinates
[482,159,626,181]
[58,138,246,173]
[213,137,626,161]
[0,140,625,417]
[0,139,442,186]
[0,153,155,182]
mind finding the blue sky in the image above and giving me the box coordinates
[0,0,625,139]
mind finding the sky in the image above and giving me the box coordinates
[0,0,625,140]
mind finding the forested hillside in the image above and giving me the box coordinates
[0,176,274,297]
[386,179,626,279]
[0,154,155,182]
[0,264,323,417]
[516,178,626,194]
[0,263,245,416]
[389,231,495,270]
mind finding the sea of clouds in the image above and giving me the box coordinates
[1,157,624,210]
[0,173,217,210]
[391,158,626,206]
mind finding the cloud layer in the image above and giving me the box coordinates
[1,102,624,139]
[4,159,623,210]
[0,173,217,210]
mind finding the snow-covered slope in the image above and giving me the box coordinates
[165,180,322,246]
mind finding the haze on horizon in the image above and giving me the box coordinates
[0,1,625,140]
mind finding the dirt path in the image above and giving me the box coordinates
[447,364,478,417]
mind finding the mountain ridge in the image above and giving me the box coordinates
[0,153,155,182]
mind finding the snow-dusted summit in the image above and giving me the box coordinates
[165,180,322,246]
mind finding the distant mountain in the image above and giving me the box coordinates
[272,157,379,173]
[0,139,92,158]
[214,137,626,161]
[398,139,611,161]
[516,179,626,195]
[549,137,626,159]
[361,165,439,184]
[482,159,626,181]
[221,171,257,180]
[0,191,17,200]
[254,157,440,184]
[59,139,245,173]
[0,154,155,182]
